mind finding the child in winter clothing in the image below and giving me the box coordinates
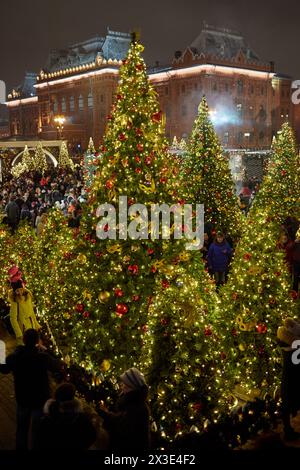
[207,232,232,287]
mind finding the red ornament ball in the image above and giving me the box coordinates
[105,180,114,190]
[204,327,212,336]
[119,132,126,141]
[83,311,90,318]
[162,279,170,289]
[256,323,267,334]
[76,303,85,313]
[116,303,128,316]
[114,288,124,297]
[151,111,162,123]
[243,253,252,261]
[128,264,139,275]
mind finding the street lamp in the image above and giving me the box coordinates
[54,115,66,140]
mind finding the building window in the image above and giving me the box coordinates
[286,90,290,98]
[194,83,197,90]
[224,132,229,144]
[249,85,254,95]
[70,96,75,112]
[61,97,66,113]
[79,95,84,110]
[236,103,242,119]
[88,93,93,108]
[181,84,185,94]
[261,86,265,95]
[182,105,187,117]
[237,132,243,144]
[237,79,244,94]
[259,131,265,142]
[165,86,169,95]
[53,99,58,113]
[212,83,217,92]
[224,83,229,92]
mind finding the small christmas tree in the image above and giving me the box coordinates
[83,137,100,188]
[250,122,300,223]
[11,161,27,178]
[34,142,48,174]
[183,96,243,240]
[58,141,74,170]
[22,145,35,172]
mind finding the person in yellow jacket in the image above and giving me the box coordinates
[8,280,41,343]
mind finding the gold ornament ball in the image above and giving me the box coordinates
[77,254,87,264]
[100,359,111,372]
[98,291,110,302]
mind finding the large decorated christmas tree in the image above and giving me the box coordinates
[219,211,297,398]
[183,96,243,240]
[45,36,192,380]
[141,260,225,440]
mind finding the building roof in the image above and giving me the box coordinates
[173,23,271,71]
[190,23,260,62]
[45,29,131,73]
[9,72,37,100]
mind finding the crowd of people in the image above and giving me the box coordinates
[0,168,86,233]
[0,328,150,451]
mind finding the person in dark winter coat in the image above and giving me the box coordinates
[98,367,150,452]
[0,329,63,449]
[207,232,232,287]
[5,195,20,233]
[35,382,96,450]
[20,203,31,222]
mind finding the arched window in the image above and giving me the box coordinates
[88,93,93,108]
[70,96,75,112]
[53,99,58,113]
[78,95,84,110]
[61,97,66,113]
[237,79,244,94]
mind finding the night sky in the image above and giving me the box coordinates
[0,0,299,94]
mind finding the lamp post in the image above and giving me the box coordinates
[54,115,65,140]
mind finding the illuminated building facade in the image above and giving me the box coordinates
[6,25,295,150]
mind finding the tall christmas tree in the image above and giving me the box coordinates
[141,261,225,440]
[183,96,243,240]
[250,122,300,223]
[34,142,48,174]
[58,141,74,170]
[48,36,193,380]
[219,211,297,398]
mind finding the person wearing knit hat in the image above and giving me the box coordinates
[98,367,150,451]
[277,317,300,441]
[120,367,146,392]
